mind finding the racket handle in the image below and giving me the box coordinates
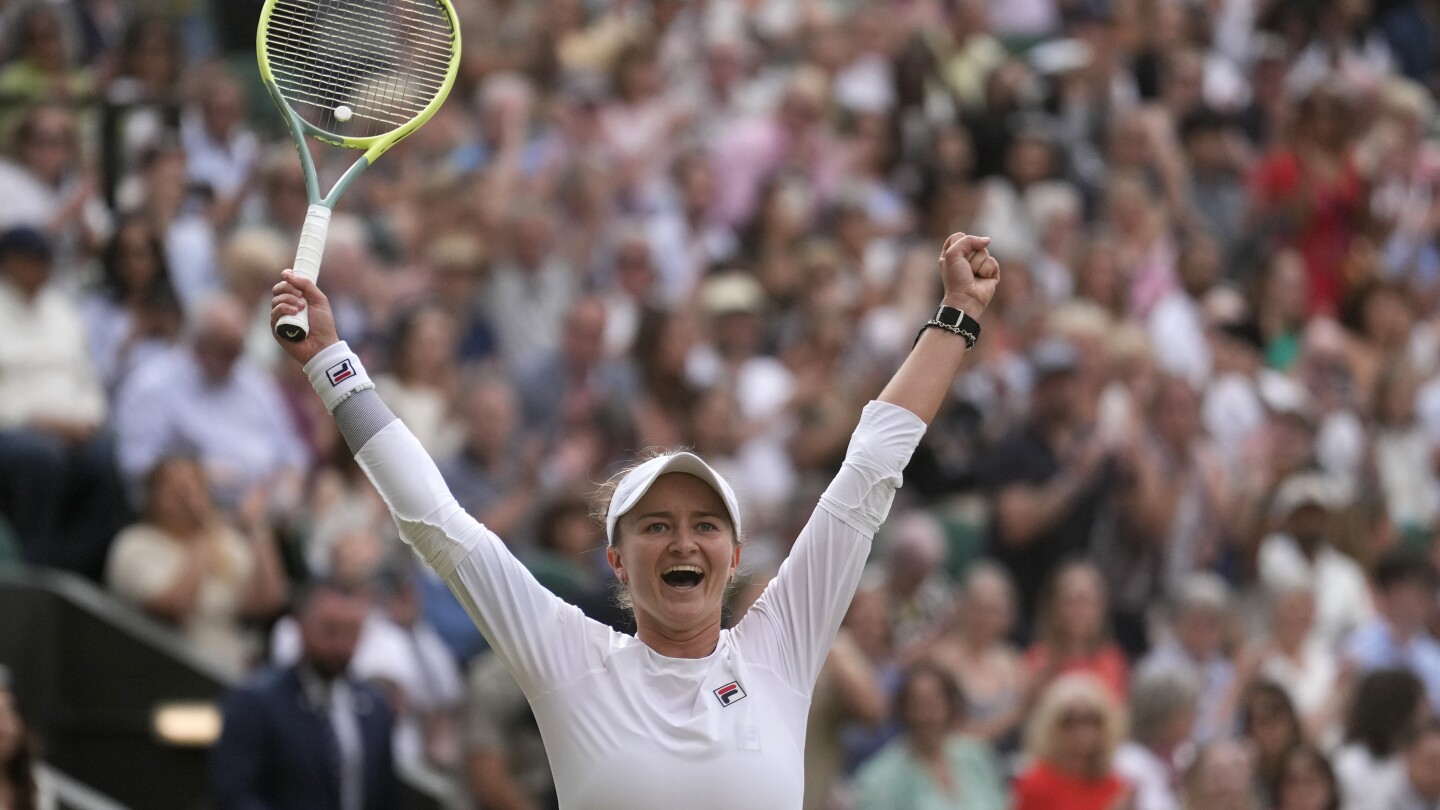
[276,204,333,343]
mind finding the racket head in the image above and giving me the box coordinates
[256,0,461,155]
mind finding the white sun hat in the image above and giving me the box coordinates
[605,452,742,547]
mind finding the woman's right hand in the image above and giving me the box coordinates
[270,270,339,366]
[939,232,1000,318]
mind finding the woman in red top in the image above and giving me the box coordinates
[1250,82,1366,318]
[1014,673,1130,810]
[1024,560,1130,700]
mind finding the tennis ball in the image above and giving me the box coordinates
[335,105,353,123]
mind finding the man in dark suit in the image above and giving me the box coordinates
[211,579,399,810]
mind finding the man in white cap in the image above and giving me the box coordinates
[1258,471,1373,650]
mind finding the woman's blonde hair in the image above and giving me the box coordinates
[1024,673,1126,777]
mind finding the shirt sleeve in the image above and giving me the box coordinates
[345,402,603,697]
[732,400,926,693]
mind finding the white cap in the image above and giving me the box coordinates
[1271,471,1339,519]
[605,452,742,546]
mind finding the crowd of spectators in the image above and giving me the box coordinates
[5,0,1440,807]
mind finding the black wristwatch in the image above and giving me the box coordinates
[914,305,981,350]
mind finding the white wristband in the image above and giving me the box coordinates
[302,341,374,413]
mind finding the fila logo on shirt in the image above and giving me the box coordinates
[713,681,746,707]
[326,359,356,387]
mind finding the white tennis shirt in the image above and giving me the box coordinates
[352,398,926,809]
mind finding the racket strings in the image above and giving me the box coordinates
[263,0,455,138]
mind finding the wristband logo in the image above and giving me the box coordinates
[713,680,747,707]
[326,359,357,387]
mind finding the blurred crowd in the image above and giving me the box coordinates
[5,0,1440,807]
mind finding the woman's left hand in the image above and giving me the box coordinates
[938,232,1000,317]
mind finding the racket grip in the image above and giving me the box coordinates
[276,204,332,343]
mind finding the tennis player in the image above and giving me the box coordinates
[270,232,999,808]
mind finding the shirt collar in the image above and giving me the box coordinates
[296,663,350,710]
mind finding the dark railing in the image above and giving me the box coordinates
[0,568,448,810]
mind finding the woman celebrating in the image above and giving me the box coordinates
[270,232,1000,808]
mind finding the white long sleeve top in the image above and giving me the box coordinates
[320,345,925,809]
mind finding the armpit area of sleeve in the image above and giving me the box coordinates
[817,400,927,535]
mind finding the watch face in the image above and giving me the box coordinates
[937,306,963,326]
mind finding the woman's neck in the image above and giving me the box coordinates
[156,514,209,540]
[909,730,947,761]
[957,631,994,656]
[635,615,723,659]
[1057,753,1102,781]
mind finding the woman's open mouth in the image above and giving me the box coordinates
[661,565,705,590]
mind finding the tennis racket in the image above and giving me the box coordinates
[257,0,461,342]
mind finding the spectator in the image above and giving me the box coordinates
[1257,471,1374,649]
[808,626,887,810]
[351,564,465,769]
[1138,574,1237,743]
[1334,669,1427,810]
[179,69,259,227]
[1178,110,1247,262]
[854,662,1008,810]
[440,374,527,522]
[986,339,1112,630]
[1345,551,1440,710]
[1370,362,1440,545]
[104,456,287,671]
[1116,665,1202,810]
[81,216,182,393]
[126,142,218,309]
[463,651,556,810]
[0,5,93,104]
[212,579,400,810]
[374,303,464,458]
[0,105,104,263]
[929,561,1029,747]
[1025,560,1129,701]
[837,583,904,773]
[710,65,842,229]
[1249,83,1365,318]
[0,226,126,577]
[114,292,308,512]
[484,202,578,367]
[1271,745,1340,810]
[687,271,794,436]
[1014,673,1129,810]
[1255,577,1338,736]
[0,667,39,810]
[1182,739,1259,810]
[646,150,737,304]
[628,305,699,449]
[1239,680,1306,802]
[512,295,635,442]
[881,511,952,647]
[1373,719,1440,810]
[524,495,606,607]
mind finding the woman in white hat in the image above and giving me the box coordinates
[268,232,999,809]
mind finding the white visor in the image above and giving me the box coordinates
[605,452,742,546]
